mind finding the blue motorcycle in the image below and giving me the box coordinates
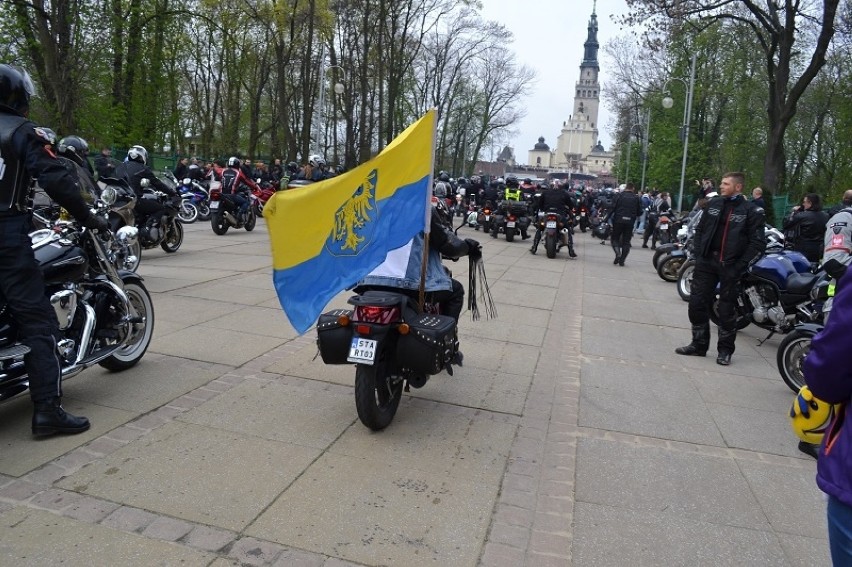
[175,178,211,223]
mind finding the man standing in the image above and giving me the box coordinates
[751,187,766,208]
[606,182,642,266]
[94,147,115,180]
[676,172,765,365]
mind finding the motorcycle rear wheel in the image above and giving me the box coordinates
[211,212,229,235]
[652,244,677,269]
[677,260,695,302]
[482,220,491,234]
[178,201,198,224]
[506,227,515,242]
[777,329,815,392]
[160,220,183,253]
[545,234,557,258]
[99,280,155,371]
[657,255,685,282]
[354,359,403,431]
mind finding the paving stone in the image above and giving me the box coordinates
[226,536,286,565]
[62,496,121,523]
[141,515,195,541]
[101,505,158,532]
[183,524,236,552]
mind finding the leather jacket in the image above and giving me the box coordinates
[783,209,829,244]
[0,112,91,221]
[114,160,171,198]
[606,191,642,224]
[694,194,765,270]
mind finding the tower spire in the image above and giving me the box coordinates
[582,3,600,69]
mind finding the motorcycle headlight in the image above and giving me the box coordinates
[100,185,117,206]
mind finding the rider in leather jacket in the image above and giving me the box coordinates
[531,182,577,257]
[115,145,177,232]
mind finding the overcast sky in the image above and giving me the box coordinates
[479,0,629,164]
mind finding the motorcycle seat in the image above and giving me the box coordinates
[784,272,819,294]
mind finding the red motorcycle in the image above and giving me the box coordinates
[251,181,277,214]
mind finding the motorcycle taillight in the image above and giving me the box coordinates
[210,190,221,201]
[547,214,558,222]
[509,214,516,221]
[354,305,401,324]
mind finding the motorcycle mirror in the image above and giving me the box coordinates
[140,178,150,188]
[100,185,117,206]
[183,178,191,185]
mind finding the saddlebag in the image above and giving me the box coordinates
[316,309,354,364]
[396,313,457,375]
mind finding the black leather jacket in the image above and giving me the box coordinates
[606,191,642,224]
[114,160,172,198]
[536,189,574,217]
[783,209,829,244]
[694,194,766,270]
[0,112,91,221]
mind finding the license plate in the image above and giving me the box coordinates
[581,212,586,217]
[575,215,580,220]
[506,221,516,228]
[347,337,377,364]
[546,221,557,228]
[209,201,219,209]
[659,223,669,230]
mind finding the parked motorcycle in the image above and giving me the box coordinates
[1,193,155,405]
[209,186,258,234]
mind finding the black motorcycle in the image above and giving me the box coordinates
[136,179,184,253]
[1,194,155,404]
[209,186,258,235]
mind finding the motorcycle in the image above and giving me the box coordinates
[578,204,590,232]
[709,249,828,340]
[175,177,211,223]
[135,179,185,253]
[530,209,568,259]
[209,186,258,235]
[1,193,155,405]
[316,291,459,431]
[251,180,277,215]
[477,204,494,234]
[492,201,531,242]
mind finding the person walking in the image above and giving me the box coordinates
[675,172,765,366]
[606,182,642,266]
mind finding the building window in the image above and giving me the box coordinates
[536,157,541,165]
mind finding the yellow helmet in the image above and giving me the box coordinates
[790,386,839,444]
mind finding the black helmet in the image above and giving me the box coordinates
[506,175,519,188]
[57,135,89,167]
[438,171,450,182]
[227,156,241,168]
[127,145,148,165]
[470,175,481,185]
[287,161,299,173]
[0,64,36,116]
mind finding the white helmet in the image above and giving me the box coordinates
[308,154,326,168]
[127,145,148,165]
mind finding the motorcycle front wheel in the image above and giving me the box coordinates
[657,255,685,282]
[197,202,211,221]
[652,244,677,268]
[160,220,183,253]
[777,329,816,392]
[99,279,155,372]
[677,260,695,302]
[178,201,198,224]
[354,359,403,431]
[211,211,229,235]
[245,208,257,231]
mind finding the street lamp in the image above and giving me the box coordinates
[662,53,696,212]
[314,63,346,156]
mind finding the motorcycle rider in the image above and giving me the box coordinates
[530,180,577,257]
[56,135,99,203]
[220,157,259,218]
[642,191,671,249]
[821,190,852,322]
[114,144,178,236]
[0,63,109,436]
[605,182,642,266]
[355,198,482,360]
[493,175,530,240]
[676,172,765,366]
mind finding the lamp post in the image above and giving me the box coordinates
[639,106,651,192]
[315,63,346,156]
[662,53,696,212]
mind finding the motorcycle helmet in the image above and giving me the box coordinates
[287,161,299,173]
[227,156,241,168]
[790,386,838,444]
[309,154,326,168]
[505,175,519,188]
[36,126,57,145]
[470,175,481,185]
[438,170,450,183]
[127,145,148,165]
[57,135,90,167]
[0,64,36,116]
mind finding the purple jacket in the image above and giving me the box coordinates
[806,268,852,505]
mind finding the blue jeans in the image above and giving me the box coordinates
[828,495,852,565]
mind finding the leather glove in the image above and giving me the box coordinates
[81,212,109,232]
[465,238,482,261]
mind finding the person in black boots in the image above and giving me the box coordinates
[676,172,765,366]
[0,64,108,436]
[531,181,578,257]
[606,183,642,266]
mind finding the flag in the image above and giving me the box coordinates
[264,109,436,334]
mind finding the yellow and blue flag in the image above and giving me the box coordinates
[264,109,436,333]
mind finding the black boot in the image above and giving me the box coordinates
[568,246,578,258]
[675,324,710,356]
[717,329,736,365]
[32,398,90,437]
[619,248,629,266]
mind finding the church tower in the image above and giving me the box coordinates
[553,3,601,171]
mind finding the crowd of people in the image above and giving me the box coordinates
[166,154,338,188]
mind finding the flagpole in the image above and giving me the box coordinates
[418,109,438,313]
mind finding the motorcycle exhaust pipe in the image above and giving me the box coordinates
[224,211,238,224]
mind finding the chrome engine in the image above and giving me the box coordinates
[50,289,77,330]
[744,285,787,326]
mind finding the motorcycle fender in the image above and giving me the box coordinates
[668,249,687,258]
[117,270,145,286]
[791,323,823,336]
